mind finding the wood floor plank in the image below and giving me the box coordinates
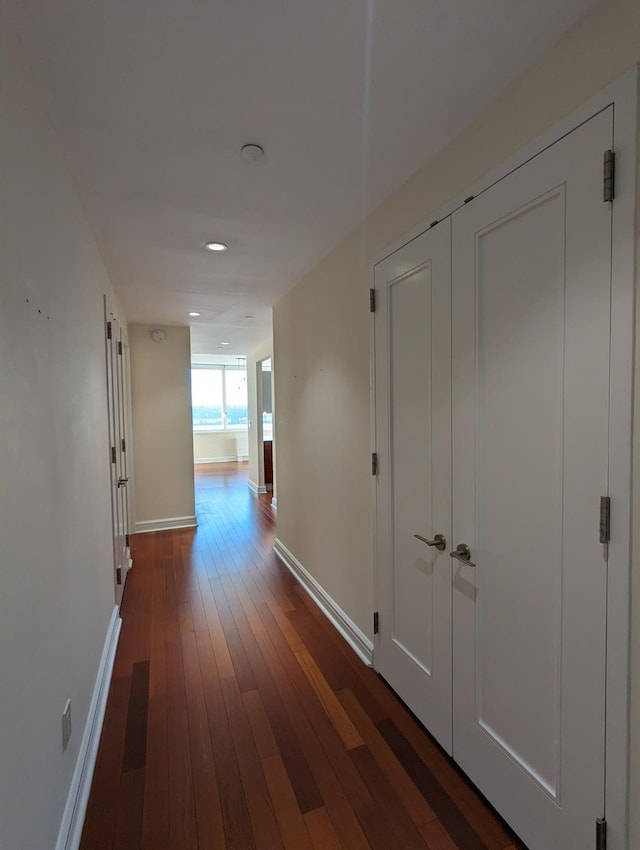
[224,624,258,693]
[338,686,437,827]
[383,713,518,850]
[349,744,429,850]
[420,819,470,850]
[289,598,389,725]
[295,648,364,750]
[376,717,490,850]
[81,463,526,850]
[262,754,314,850]
[221,676,284,850]
[215,739,258,850]
[194,626,232,755]
[142,693,169,850]
[165,626,198,849]
[198,576,235,680]
[243,689,279,759]
[303,807,343,850]
[113,767,145,850]
[181,627,226,849]
[192,597,256,848]
[148,559,168,698]
[122,660,150,772]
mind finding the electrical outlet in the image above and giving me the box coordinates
[62,699,72,751]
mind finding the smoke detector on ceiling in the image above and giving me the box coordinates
[241,143,265,162]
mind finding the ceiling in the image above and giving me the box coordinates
[12,0,598,356]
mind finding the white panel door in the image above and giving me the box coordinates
[115,324,131,567]
[451,107,612,849]
[105,307,128,604]
[374,219,452,751]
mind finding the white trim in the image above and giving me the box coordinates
[271,498,278,511]
[371,66,637,850]
[194,455,249,464]
[55,606,121,850]
[274,538,373,666]
[135,515,197,533]
[248,480,267,495]
[193,430,249,436]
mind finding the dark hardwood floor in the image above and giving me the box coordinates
[80,461,524,849]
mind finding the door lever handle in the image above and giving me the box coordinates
[449,543,476,567]
[414,533,447,551]
[117,477,129,487]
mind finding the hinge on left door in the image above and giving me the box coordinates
[599,496,611,544]
[116,567,122,585]
[603,150,615,202]
[373,611,379,634]
[111,446,117,464]
[371,453,378,476]
[369,288,376,313]
[596,818,607,850]
[125,534,130,547]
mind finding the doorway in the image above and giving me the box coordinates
[254,356,275,497]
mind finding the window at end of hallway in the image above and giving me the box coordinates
[191,366,248,432]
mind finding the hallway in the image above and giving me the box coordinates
[80,462,524,850]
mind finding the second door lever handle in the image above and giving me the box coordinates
[450,543,476,567]
[414,533,447,551]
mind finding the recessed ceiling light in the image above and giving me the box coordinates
[188,311,201,317]
[241,143,265,162]
[220,341,230,346]
[244,314,254,320]
[203,241,228,252]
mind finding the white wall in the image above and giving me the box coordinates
[273,0,640,843]
[193,431,248,463]
[0,19,123,850]
[129,324,196,528]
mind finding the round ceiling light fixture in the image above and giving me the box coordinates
[241,143,265,162]
[188,311,201,317]
[220,341,230,346]
[203,241,228,252]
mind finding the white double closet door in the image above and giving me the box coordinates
[374,106,613,849]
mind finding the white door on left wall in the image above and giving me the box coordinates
[105,300,129,604]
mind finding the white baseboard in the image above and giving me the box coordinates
[55,606,122,850]
[274,538,373,666]
[194,456,249,464]
[135,515,198,533]
[248,480,267,495]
